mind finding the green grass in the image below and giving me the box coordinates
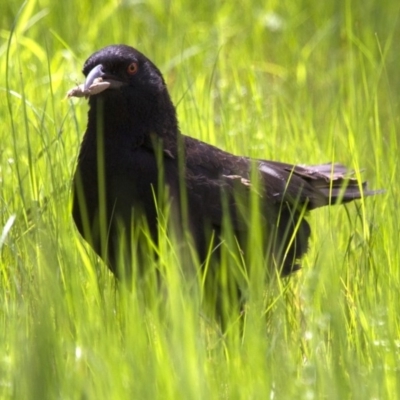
[1,0,398,398]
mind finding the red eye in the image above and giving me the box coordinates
[127,62,138,75]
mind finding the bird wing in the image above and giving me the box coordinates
[182,135,377,225]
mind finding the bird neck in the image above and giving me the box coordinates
[85,90,180,152]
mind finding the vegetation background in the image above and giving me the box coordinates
[1,0,398,398]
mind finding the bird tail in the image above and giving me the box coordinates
[291,163,383,208]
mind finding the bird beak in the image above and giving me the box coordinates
[67,64,124,98]
[84,64,125,93]
[84,64,106,91]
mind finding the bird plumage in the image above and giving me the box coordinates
[69,44,378,286]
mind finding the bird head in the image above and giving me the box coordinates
[68,45,179,142]
[76,44,166,98]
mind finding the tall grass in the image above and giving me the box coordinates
[1,0,397,398]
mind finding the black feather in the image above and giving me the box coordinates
[70,44,380,299]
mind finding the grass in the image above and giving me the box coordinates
[0,0,398,398]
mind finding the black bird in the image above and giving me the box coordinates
[69,44,377,294]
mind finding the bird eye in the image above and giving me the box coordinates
[127,62,138,75]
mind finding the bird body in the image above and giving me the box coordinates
[69,44,378,285]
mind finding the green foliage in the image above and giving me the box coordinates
[0,0,397,398]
